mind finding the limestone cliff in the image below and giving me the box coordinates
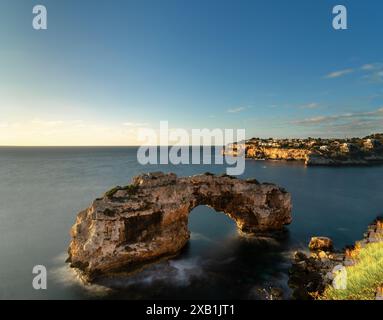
[246,146,311,161]
[67,172,292,281]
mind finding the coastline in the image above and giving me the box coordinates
[245,157,383,167]
[224,133,383,167]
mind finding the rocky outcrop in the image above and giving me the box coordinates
[305,154,335,166]
[288,240,343,300]
[67,172,292,281]
[309,237,334,252]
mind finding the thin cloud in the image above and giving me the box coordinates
[292,107,383,125]
[299,102,320,109]
[291,107,383,136]
[293,116,329,125]
[325,63,383,82]
[325,68,354,79]
[361,63,383,83]
[227,107,246,113]
[361,64,376,71]
[361,63,383,71]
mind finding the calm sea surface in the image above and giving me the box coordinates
[0,147,382,299]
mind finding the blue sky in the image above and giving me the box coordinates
[1,0,383,145]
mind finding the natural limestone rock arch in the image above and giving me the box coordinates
[68,172,292,281]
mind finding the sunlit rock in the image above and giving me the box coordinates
[67,172,292,281]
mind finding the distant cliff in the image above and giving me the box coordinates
[246,146,310,161]
[223,133,383,166]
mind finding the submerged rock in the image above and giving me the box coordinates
[67,172,292,281]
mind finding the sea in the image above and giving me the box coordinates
[0,146,382,299]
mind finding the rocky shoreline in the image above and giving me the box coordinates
[66,171,381,299]
[288,217,383,300]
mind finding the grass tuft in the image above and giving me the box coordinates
[322,242,383,300]
[105,184,139,198]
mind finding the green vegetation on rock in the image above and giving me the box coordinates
[323,242,383,300]
[105,184,139,198]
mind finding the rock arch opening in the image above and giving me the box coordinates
[188,205,237,244]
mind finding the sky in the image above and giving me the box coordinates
[0,0,383,146]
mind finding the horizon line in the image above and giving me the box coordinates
[0,145,227,148]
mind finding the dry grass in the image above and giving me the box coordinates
[322,242,383,300]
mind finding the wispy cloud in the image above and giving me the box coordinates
[361,64,377,71]
[292,107,383,126]
[360,63,383,83]
[324,63,383,82]
[325,68,354,79]
[292,107,383,136]
[227,107,246,113]
[299,102,320,109]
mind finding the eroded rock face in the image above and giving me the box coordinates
[68,172,292,281]
[247,146,311,161]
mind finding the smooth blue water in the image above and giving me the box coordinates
[0,147,382,299]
